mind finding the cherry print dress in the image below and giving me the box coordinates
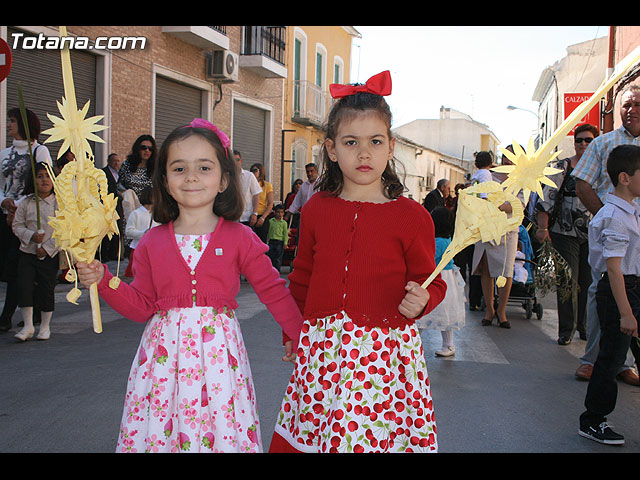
[116,232,261,453]
[271,194,446,453]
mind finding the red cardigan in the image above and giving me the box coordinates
[97,219,303,347]
[288,193,447,328]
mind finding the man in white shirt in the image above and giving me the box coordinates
[233,150,262,226]
[287,163,318,215]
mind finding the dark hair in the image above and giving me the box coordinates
[574,123,599,138]
[430,206,454,238]
[475,151,493,169]
[274,203,285,212]
[250,163,266,186]
[153,125,243,223]
[138,186,153,206]
[126,134,157,176]
[8,107,41,140]
[23,162,52,196]
[56,149,74,172]
[607,144,640,187]
[314,92,404,199]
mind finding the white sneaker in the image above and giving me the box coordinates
[435,346,455,357]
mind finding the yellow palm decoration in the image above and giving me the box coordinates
[45,96,107,162]
[422,49,640,290]
[41,26,119,334]
[492,138,562,205]
[421,181,524,290]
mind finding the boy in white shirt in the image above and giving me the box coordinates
[124,187,159,277]
[579,145,640,446]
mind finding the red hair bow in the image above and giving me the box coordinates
[329,70,392,99]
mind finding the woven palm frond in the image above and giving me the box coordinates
[533,239,573,302]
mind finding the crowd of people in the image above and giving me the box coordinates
[418,84,640,446]
[2,75,640,452]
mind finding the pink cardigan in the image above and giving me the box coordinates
[97,218,303,347]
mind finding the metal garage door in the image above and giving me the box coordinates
[232,100,266,169]
[154,76,202,149]
[5,27,97,158]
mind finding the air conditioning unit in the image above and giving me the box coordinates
[206,50,238,83]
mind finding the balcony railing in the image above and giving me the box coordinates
[292,80,331,127]
[242,26,286,65]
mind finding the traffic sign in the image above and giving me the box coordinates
[0,37,12,83]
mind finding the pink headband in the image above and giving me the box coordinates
[188,118,231,149]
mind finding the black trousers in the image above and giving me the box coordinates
[16,251,59,312]
[267,239,284,272]
[580,274,640,428]
[550,232,591,338]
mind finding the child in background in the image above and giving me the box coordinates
[266,204,288,272]
[124,186,159,277]
[269,71,447,453]
[578,144,640,446]
[12,163,59,341]
[416,206,466,357]
[513,241,529,287]
[76,119,302,453]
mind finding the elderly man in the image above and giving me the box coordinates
[572,84,640,386]
[422,178,450,213]
[100,153,124,261]
[286,163,318,216]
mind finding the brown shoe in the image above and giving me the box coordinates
[575,364,593,381]
[616,369,640,386]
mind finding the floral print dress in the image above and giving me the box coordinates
[116,233,261,453]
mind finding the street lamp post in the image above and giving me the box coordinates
[506,105,541,148]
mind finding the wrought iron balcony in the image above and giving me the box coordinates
[292,80,331,127]
[240,26,287,78]
[242,26,286,65]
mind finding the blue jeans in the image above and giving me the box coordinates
[580,274,640,428]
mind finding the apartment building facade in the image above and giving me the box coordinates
[1,25,289,197]
[281,26,360,201]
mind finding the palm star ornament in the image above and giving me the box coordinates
[41,26,119,334]
[421,48,640,290]
[492,137,563,205]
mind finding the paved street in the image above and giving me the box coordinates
[1,260,638,453]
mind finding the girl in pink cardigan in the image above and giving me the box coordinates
[76,120,302,453]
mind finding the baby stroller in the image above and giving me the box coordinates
[483,225,543,320]
[506,225,543,320]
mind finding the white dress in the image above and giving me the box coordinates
[115,233,261,453]
[415,237,466,331]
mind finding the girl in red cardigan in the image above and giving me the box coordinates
[269,71,447,453]
[76,120,302,453]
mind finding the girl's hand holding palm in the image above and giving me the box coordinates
[398,281,430,319]
[76,259,105,288]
